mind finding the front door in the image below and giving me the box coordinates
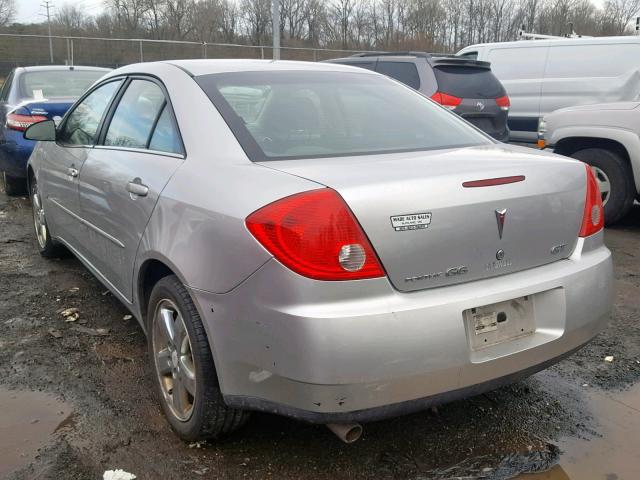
[77,78,184,302]
[40,79,123,249]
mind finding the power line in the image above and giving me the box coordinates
[40,1,55,63]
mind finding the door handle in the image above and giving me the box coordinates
[67,167,78,178]
[126,180,149,197]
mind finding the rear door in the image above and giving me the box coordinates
[77,77,184,301]
[486,45,548,142]
[40,79,123,249]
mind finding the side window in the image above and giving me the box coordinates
[149,105,182,154]
[104,79,165,149]
[460,51,478,60]
[375,61,421,90]
[58,80,122,146]
[0,71,15,102]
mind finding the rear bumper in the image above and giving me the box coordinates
[189,233,612,423]
[0,131,34,178]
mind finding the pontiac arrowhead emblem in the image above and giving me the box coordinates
[495,209,507,239]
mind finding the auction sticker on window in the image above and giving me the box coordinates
[390,212,432,231]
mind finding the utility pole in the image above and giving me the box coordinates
[272,0,280,60]
[41,1,54,64]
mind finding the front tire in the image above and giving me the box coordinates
[3,171,27,196]
[148,275,249,441]
[569,148,635,226]
[30,177,65,258]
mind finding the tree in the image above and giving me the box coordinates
[603,0,640,33]
[0,0,15,27]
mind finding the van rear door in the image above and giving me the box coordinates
[486,44,549,143]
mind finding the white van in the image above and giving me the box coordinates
[457,37,640,142]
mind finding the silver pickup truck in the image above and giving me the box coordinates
[539,102,640,225]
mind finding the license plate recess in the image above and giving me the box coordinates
[464,295,535,351]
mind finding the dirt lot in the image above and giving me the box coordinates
[1,187,639,480]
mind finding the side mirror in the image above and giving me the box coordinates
[24,119,56,142]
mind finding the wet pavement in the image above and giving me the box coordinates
[1,187,640,479]
[0,388,73,478]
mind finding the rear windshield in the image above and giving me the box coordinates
[433,65,504,99]
[19,70,106,100]
[196,71,490,161]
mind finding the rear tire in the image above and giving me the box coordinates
[569,148,635,226]
[2,171,27,196]
[147,275,249,441]
[30,177,66,258]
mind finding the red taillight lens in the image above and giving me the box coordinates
[495,95,510,110]
[430,91,462,109]
[246,188,385,281]
[6,113,48,132]
[579,163,604,237]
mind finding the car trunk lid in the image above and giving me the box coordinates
[262,145,585,292]
[19,98,75,123]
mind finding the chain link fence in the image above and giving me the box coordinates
[0,33,375,78]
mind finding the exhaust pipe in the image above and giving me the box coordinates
[326,423,363,443]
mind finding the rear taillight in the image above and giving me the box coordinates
[430,91,462,109]
[579,163,604,237]
[6,113,47,132]
[495,95,510,111]
[246,188,385,281]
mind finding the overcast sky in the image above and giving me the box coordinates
[16,0,105,24]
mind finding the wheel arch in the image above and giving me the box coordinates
[136,257,181,331]
[550,128,640,193]
[553,136,631,163]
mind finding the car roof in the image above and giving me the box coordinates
[462,35,640,51]
[16,65,112,73]
[155,59,380,77]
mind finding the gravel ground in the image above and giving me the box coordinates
[1,187,639,480]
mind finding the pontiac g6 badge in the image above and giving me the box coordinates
[495,208,507,239]
[390,212,432,231]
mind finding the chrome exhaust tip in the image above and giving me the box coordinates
[326,423,363,443]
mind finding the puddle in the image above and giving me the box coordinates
[520,384,640,480]
[0,387,73,478]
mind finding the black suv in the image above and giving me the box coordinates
[326,52,510,142]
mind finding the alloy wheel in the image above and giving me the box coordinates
[152,299,197,421]
[590,165,611,206]
[31,183,48,249]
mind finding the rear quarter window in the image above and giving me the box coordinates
[375,62,421,90]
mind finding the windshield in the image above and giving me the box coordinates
[20,70,106,100]
[196,71,491,161]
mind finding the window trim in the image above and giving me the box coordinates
[56,76,126,149]
[97,74,186,158]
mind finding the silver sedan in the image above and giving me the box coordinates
[25,60,613,443]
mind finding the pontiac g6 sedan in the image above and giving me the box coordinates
[25,60,613,443]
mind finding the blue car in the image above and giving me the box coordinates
[0,65,110,195]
